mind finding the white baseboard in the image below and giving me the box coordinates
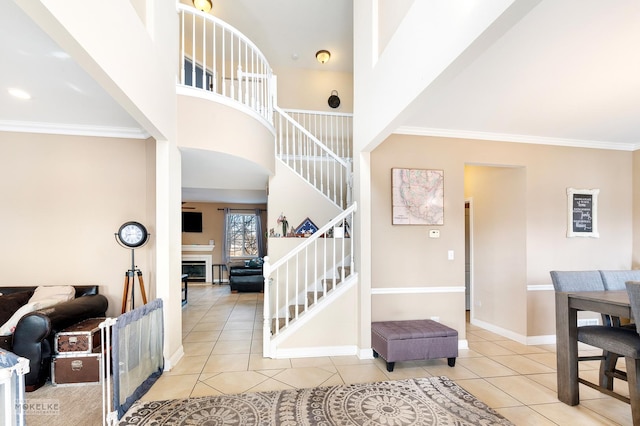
[165,345,185,371]
[471,318,556,345]
[458,339,469,350]
[359,348,375,359]
[274,345,358,359]
[525,335,556,345]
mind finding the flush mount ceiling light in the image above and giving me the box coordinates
[316,50,331,64]
[193,0,212,12]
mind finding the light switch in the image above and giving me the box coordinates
[429,229,440,238]
[448,250,454,260]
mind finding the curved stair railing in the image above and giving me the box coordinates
[262,202,357,358]
[177,4,274,123]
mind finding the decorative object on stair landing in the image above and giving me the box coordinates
[277,213,288,237]
[334,218,350,238]
[328,90,341,108]
[315,49,330,64]
[118,376,514,425]
[294,217,319,237]
[193,0,212,13]
[392,168,444,225]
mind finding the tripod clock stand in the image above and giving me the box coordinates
[115,221,150,314]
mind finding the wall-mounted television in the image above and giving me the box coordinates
[182,211,203,233]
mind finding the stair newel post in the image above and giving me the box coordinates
[262,256,272,357]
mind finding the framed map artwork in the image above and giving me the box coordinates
[392,168,444,225]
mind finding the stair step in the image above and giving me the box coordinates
[289,304,306,318]
[338,266,351,278]
[273,274,351,334]
[321,279,340,290]
[271,317,288,333]
[307,291,324,306]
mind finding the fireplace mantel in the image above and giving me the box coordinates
[182,244,215,252]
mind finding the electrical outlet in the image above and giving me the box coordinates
[447,250,454,260]
[430,316,440,322]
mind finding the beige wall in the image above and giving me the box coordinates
[371,134,633,339]
[15,0,184,365]
[465,165,527,336]
[274,67,353,113]
[181,202,267,266]
[0,132,154,318]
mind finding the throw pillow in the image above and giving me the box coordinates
[248,258,263,268]
[0,291,33,326]
[0,298,61,336]
[28,285,75,304]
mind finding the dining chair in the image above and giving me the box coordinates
[601,270,640,291]
[600,270,640,326]
[579,280,640,423]
[550,270,625,391]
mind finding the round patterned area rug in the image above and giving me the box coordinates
[118,376,514,425]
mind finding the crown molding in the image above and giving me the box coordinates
[394,126,640,152]
[0,120,150,139]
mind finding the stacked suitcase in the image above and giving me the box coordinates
[51,318,105,386]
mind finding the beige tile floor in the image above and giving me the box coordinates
[141,283,634,425]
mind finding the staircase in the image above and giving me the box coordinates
[262,204,357,355]
[272,265,351,333]
[177,4,356,358]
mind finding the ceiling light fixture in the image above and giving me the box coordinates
[193,0,212,13]
[8,88,31,100]
[316,50,331,64]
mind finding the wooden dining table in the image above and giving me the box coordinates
[555,290,632,405]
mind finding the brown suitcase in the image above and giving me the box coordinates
[51,353,102,385]
[55,317,105,354]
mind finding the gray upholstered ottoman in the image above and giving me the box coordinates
[371,320,458,372]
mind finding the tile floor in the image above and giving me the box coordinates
[141,283,634,425]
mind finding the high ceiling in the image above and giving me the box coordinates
[398,0,640,150]
[2,1,639,204]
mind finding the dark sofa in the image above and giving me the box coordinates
[0,285,108,391]
[229,260,264,293]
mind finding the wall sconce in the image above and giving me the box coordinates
[316,50,331,64]
[193,0,212,12]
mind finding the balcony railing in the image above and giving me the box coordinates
[177,4,274,123]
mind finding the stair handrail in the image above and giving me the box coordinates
[267,202,356,272]
[274,106,348,168]
[280,108,353,159]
